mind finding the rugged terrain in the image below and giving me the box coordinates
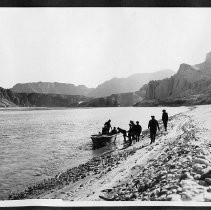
[9,105,211,202]
[12,82,93,96]
[11,70,174,98]
[79,92,142,107]
[136,52,211,106]
[0,87,88,107]
[4,52,211,107]
[4,70,174,107]
[87,70,174,98]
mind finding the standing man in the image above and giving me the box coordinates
[129,121,136,140]
[128,123,133,146]
[148,116,160,144]
[104,119,112,134]
[162,110,168,131]
[135,121,142,142]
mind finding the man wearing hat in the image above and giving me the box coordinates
[135,121,142,142]
[148,116,160,144]
[162,110,168,131]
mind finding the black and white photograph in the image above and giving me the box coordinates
[1,6,211,206]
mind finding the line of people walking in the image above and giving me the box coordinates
[148,109,168,144]
[101,109,168,146]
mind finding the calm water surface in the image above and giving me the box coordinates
[0,107,188,199]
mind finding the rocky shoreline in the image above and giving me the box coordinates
[8,130,150,200]
[99,116,209,201]
[97,106,211,202]
[8,105,211,202]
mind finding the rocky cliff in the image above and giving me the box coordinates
[79,92,142,107]
[12,82,93,96]
[87,70,174,98]
[135,52,211,106]
[195,52,211,77]
[0,87,19,107]
[11,70,174,99]
[0,87,88,107]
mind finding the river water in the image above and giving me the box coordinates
[0,106,188,199]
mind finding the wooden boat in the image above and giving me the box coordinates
[91,133,117,145]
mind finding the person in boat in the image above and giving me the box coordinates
[162,109,168,131]
[148,116,160,144]
[102,126,107,135]
[135,121,142,142]
[110,127,118,135]
[117,127,127,141]
[104,119,112,134]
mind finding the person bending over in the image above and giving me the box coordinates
[117,127,127,141]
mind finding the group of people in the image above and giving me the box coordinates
[128,120,142,145]
[101,109,169,146]
[122,121,142,146]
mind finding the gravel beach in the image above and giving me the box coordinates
[9,105,211,202]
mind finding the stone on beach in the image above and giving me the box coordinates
[201,168,211,180]
[205,178,211,185]
[204,192,211,202]
[194,174,201,180]
[181,192,192,201]
[167,194,181,201]
[194,158,209,166]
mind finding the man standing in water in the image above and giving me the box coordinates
[148,116,160,144]
[162,109,168,131]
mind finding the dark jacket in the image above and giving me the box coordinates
[135,124,142,134]
[117,128,127,135]
[104,121,111,129]
[162,112,168,122]
[148,119,160,132]
[111,129,117,135]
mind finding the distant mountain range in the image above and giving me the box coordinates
[135,52,211,106]
[11,82,94,96]
[0,87,88,107]
[86,70,175,98]
[2,51,211,108]
[11,70,175,98]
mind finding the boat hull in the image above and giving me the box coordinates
[91,134,117,145]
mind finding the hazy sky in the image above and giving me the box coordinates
[1,8,211,88]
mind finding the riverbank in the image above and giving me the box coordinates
[9,105,211,201]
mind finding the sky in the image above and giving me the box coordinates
[1,8,211,88]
